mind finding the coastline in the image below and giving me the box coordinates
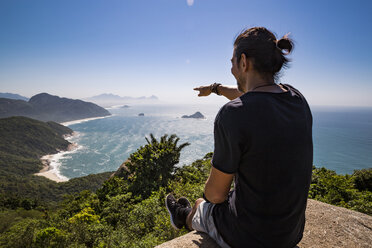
[34,133,80,183]
[34,115,113,183]
[35,115,112,182]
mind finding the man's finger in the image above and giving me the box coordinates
[193,87,201,91]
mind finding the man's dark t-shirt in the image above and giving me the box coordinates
[211,84,313,248]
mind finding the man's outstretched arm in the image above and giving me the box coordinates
[194,84,243,101]
[204,166,234,204]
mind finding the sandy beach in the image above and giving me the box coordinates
[34,140,78,183]
[61,115,112,126]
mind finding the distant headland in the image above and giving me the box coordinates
[0,92,29,101]
[84,93,159,108]
[0,92,111,123]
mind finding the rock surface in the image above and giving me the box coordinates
[156,199,372,248]
[111,160,131,179]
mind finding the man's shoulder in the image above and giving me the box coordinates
[215,97,248,125]
[218,97,243,115]
[281,83,306,99]
[223,97,244,111]
[219,94,262,114]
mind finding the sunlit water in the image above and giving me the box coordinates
[56,104,372,179]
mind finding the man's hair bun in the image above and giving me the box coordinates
[276,35,294,55]
[233,27,294,80]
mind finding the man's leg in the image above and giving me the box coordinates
[186,198,204,230]
[165,195,204,230]
[166,194,230,247]
[185,197,231,248]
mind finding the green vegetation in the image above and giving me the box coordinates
[0,116,72,160]
[309,167,372,215]
[0,117,370,247]
[125,134,190,198]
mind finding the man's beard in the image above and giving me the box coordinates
[237,79,245,93]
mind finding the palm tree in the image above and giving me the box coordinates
[127,134,190,198]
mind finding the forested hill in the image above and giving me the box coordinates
[0,116,112,204]
[0,93,111,123]
[0,116,72,161]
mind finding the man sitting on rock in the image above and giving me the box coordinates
[166,27,313,248]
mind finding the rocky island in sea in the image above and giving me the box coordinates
[0,92,111,123]
[181,111,205,119]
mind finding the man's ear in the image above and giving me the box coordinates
[240,53,249,72]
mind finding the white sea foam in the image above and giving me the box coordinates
[61,115,113,126]
[37,131,84,182]
[49,144,82,180]
[66,131,81,138]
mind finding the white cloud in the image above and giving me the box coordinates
[186,59,190,64]
[186,0,194,6]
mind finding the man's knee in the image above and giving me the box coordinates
[186,198,205,230]
[195,198,204,206]
[190,198,204,218]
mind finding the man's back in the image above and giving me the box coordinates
[212,84,313,247]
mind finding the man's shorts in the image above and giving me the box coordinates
[191,200,230,248]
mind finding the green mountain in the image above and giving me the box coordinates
[0,93,111,123]
[0,116,72,161]
[0,116,112,203]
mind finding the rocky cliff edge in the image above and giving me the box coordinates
[156,199,372,248]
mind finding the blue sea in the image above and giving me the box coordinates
[56,104,372,179]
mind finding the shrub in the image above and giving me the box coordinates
[309,166,372,215]
[125,134,189,198]
[352,168,372,191]
[0,218,39,248]
[34,227,67,248]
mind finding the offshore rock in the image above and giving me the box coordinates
[181,111,205,119]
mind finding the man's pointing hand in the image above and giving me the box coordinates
[193,85,212,97]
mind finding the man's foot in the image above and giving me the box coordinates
[178,197,191,208]
[165,194,187,230]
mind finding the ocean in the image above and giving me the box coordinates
[54,104,372,180]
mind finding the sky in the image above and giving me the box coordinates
[0,0,371,106]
